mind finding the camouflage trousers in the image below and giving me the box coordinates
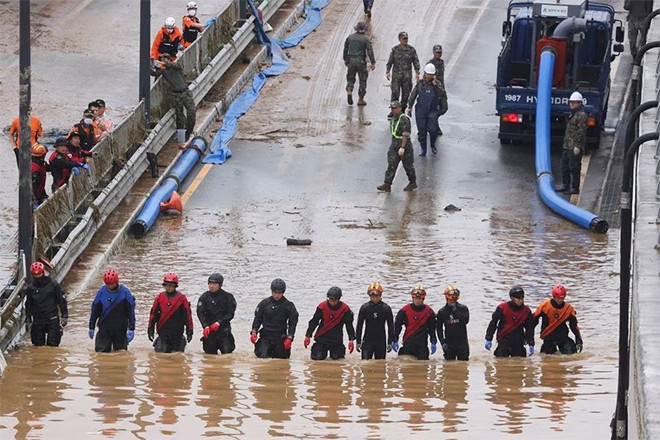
[391,74,413,108]
[346,58,369,97]
[628,16,647,57]
[172,89,196,134]
[384,141,415,185]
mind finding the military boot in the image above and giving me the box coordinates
[357,97,367,106]
[403,182,417,191]
[377,183,391,192]
[347,89,353,105]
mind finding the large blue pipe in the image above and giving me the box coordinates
[130,136,208,237]
[535,49,608,234]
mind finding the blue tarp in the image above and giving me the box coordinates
[203,0,330,164]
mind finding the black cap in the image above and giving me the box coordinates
[54,137,69,147]
[95,99,106,107]
[433,44,443,52]
[398,31,408,39]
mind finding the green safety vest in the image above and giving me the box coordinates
[391,114,407,140]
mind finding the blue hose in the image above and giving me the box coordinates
[535,49,608,234]
[131,137,208,237]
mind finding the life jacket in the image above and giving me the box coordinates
[31,159,47,199]
[49,151,72,188]
[72,123,96,151]
[182,16,200,43]
[401,304,434,342]
[159,29,181,57]
[314,301,350,339]
[496,302,531,340]
[150,291,186,332]
[534,299,576,339]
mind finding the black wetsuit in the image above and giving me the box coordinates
[251,296,299,359]
[355,300,394,359]
[394,303,436,360]
[486,301,535,357]
[436,302,470,360]
[305,300,356,360]
[197,288,237,354]
[25,276,68,347]
[148,291,194,353]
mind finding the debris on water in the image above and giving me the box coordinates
[444,204,461,213]
[294,143,305,148]
[336,219,386,229]
[287,238,312,246]
[283,211,301,215]
[301,75,311,80]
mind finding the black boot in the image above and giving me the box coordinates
[147,152,159,178]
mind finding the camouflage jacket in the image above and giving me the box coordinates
[427,57,445,87]
[386,44,420,78]
[344,32,375,64]
[563,108,588,151]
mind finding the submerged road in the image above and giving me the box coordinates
[0,0,621,438]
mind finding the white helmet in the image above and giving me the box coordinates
[186,1,197,9]
[423,63,436,75]
[569,91,583,102]
[165,17,176,28]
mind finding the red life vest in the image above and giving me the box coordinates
[150,291,186,332]
[49,151,72,188]
[402,304,434,342]
[496,302,531,340]
[315,301,350,339]
[31,159,47,199]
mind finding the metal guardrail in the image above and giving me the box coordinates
[0,0,290,352]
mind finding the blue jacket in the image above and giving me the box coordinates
[89,284,136,331]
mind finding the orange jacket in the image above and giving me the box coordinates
[182,16,203,48]
[9,116,43,149]
[151,26,183,61]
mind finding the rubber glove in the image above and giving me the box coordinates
[88,328,95,339]
[148,329,155,342]
[442,343,449,352]
[485,340,492,351]
[126,330,134,343]
[81,163,90,174]
[356,343,361,353]
[386,344,393,353]
[203,326,211,339]
[283,337,293,350]
[391,341,399,352]
[250,332,258,344]
[32,202,40,211]
[528,345,535,356]
[209,322,220,332]
[71,167,80,176]
[430,343,437,355]
[348,341,355,354]
[576,339,583,353]
[60,317,68,327]
[205,18,217,27]
[186,329,193,343]
[304,336,311,349]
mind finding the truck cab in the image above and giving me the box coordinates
[496,0,624,148]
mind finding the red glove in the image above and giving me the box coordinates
[304,336,311,349]
[209,322,220,332]
[348,341,355,354]
[203,326,211,339]
[250,332,258,344]
[283,337,293,350]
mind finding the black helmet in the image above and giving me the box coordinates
[208,272,223,285]
[509,285,525,298]
[271,278,286,293]
[355,21,367,32]
[327,286,342,299]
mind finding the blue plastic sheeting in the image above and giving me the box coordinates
[280,0,330,49]
[535,50,608,234]
[130,137,208,237]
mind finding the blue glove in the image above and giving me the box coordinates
[205,18,217,27]
[88,329,95,339]
[430,343,437,355]
[32,202,40,211]
[126,330,135,343]
[528,345,534,356]
[391,341,399,352]
[178,43,184,51]
[71,167,80,176]
[81,163,90,174]
[485,340,492,351]
[442,343,449,352]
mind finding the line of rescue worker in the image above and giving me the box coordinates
[24,262,583,360]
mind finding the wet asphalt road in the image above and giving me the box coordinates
[0,0,623,438]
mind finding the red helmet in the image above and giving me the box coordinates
[103,269,119,285]
[30,262,45,276]
[552,284,567,299]
[163,272,179,285]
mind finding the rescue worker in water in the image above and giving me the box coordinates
[197,272,237,354]
[147,272,194,352]
[485,285,535,357]
[25,262,68,347]
[436,285,470,361]
[304,286,356,360]
[533,284,583,354]
[250,278,299,359]
[355,282,394,359]
[88,269,136,352]
[392,285,437,360]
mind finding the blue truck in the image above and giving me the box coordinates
[496,0,624,148]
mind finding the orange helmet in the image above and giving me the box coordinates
[411,284,426,297]
[30,262,45,276]
[31,144,47,158]
[444,284,460,299]
[552,284,567,299]
[367,281,383,295]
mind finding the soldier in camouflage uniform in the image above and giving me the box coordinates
[624,0,653,58]
[151,53,196,139]
[377,101,417,192]
[427,44,445,88]
[386,32,420,118]
[557,92,588,195]
[344,22,376,106]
